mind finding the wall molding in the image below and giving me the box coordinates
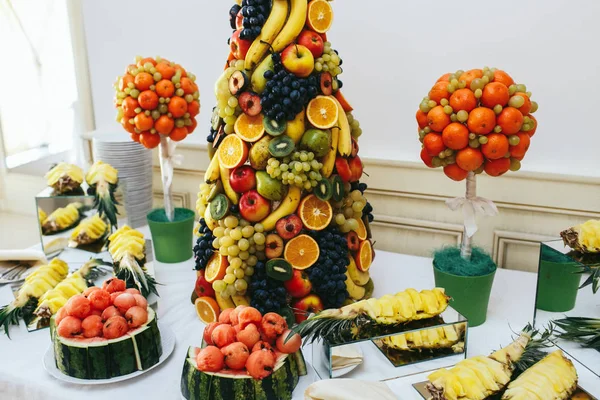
[152,190,191,209]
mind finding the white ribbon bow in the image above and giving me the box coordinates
[446,195,498,238]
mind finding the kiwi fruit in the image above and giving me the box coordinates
[264,116,287,136]
[265,258,293,281]
[268,135,295,157]
[314,179,332,201]
[331,175,344,202]
[209,194,230,220]
[277,306,296,327]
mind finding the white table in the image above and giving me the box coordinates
[1,242,599,399]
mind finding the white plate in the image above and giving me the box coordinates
[180,360,317,400]
[43,322,175,385]
[327,345,364,378]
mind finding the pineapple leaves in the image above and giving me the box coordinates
[512,323,556,377]
[576,265,600,294]
[91,181,120,230]
[554,317,600,351]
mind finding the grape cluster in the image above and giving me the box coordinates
[193,218,216,270]
[266,151,323,190]
[237,0,271,41]
[352,182,374,223]
[306,227,349,308]
[314,43,343,78]
[261,53,319,122]
[346,112,362,139]
[215,65,245,135]
[211,216,266,297]
[334,188,368,233]
[248,261,288,315]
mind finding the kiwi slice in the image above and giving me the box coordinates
[277,306,296,327]
[268,135,295,157]
[266,258,293,281]
[331,175,344,202]
[209,194,230,220]
[264,116,287,136]
[211,107,223,131]
[314,179,332,201]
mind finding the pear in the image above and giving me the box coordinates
[256,171,285,201]
[249,136,271,171]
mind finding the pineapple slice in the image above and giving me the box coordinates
[45,162,84,194]
[405,288,423,312]
[561,219,600,253]
[70,214,108,245]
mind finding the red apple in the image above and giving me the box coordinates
[230,30,252,60]
[239,190,270,222]
[297,30,324,58]
[351,138,359,158]
[284,270,312,298]
[281,44,314,78]
[230,165,256,193]
[275,214,303,240]
[195,270,216,298]
[292,294,324,323]
[345,231,359,252]
[236,10,244,30]
[349,156,363,182]
[335,157,352,183]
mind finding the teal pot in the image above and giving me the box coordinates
[147,208,195,263]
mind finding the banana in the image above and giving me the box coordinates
[285,109,306,144]
[347,255,370,286]
[320,126,339,178]
[215,291,236,311]
[259,186,302,231]
[272,0,308,52]
[251,55,275,94]
[207,180,224,202]
[204,153,221,183]
[331,97,352,156]
[232,295,250,307]
[220,165,240,205]
[204,206,219,231]
[245,0,289,70]
[345,272,366,300]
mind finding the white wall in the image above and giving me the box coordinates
[83,0,600,177]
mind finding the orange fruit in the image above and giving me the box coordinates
[493,70,514,87]
[428,81,450,104]
[481,82,510,108]
[484,158,510,177]
[497,107,523,135]
[284,234,320,270]
[449,88,477,113]
[155,62,176,80]
[509,132,531,158]
[234,113,265,142]
[416,110,428,129]
[355,240,373,272]
[218,134,249,169]
[298,194,332,231]
[420,147,434,168]
[306,95,338,129]
[205,253,228,283]
[444,163,469,181]
[134,113,154,131]
[526,114,537,137]
[467,107,496,135]
[437,73,451,83]
[122,97,139,118]
[180,77,198,95]
[121,118,136,134]
[306,0,333,33]
[119,74,134,91]
[139,132,160,149]
[459,69,483,87]
[423,133,446,157]
[137,57,157,68]
[138,90,159,110]
[156,79,175,98]
[187,117,198,134]
[168,96,188,118]
[442,122,469,150]
[427,106,451,132]
[134,72,154,91]
[170,126,188,142]
[456,147,484,171]
[355,218,367,240]
[155,115,174,135]
[481,133,509,160]
[195,296,220,324]
[188,101,200,117]
[513,92,532,115]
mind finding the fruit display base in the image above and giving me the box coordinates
[312,306,467,381]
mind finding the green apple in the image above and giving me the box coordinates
[300,129,331,157]
[256,171,285,201]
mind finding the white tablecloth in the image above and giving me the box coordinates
[1,238,599,399]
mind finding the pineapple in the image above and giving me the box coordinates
[502,350,578,399]
[561,219,600,254]
[107,225,158,297]
[42,203,81,235]
[378,323,466,352]
[38,207,47,225]
[294,288,450,345]
[0,259,69,337]
[69,214,108,246]
[85,161,120,229]
[45,162,84,194]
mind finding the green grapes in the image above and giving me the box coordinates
[314,42,343,77]
[266,151,323,190]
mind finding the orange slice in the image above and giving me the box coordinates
[284,234,320,270]
[204,253,228,283]
[234,113,265,142]
[195,296,220,324]
[218,134,248,169]
[355,240,373,272]
[298,194,332,231]
[307,0,333,33]
[306,96,338,129]
[355,218,367,240]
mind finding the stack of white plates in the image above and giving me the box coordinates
[93,133,153,228]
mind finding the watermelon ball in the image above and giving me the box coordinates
[203,322,222,346]
[237,307,262,329]
[211,324,236,348]
[109,291,124,304]
[125,306,148,329]
[103,316,128,339]
[55,307,68,326]
[101,305,121,321]
[221,342,250,370]
[196,346,224,372]
[88,289,111,311]
[276,329,302,354]
[260,313,287,342]
[81,315,104,338]
[133,294,148,309]
[102,278,126,293]
[65,295,91,319]
[57,316,82,338]
[236,324,261,349]
[125,288,141,295]
[246,350,276,379]
[113,293,137,314]
[229,305,247,326]
[218,308,234,324]
[83,286,101,297]
[251,341,275,356]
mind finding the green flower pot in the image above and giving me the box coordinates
[536,260,581,312]
[147,207,195,263]
[433,261,496,327]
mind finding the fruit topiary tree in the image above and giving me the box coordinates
[192,0,375,325]
[114,56,201,221]
[416,68,538,260]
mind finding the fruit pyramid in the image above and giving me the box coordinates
[193,0,375,324]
